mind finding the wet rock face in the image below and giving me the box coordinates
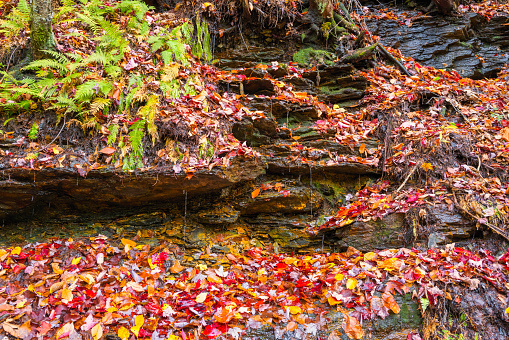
[334,213,407,252]
[426,204,478,247]
[366,7,509,78]
[243,293,421,340]
[0,156,265,221]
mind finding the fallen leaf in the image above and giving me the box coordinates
[382,292,400,314]
[118,326,130,340]
[196,292,208,303]
[342,313,364,339]
[251,188,261,199]
[99,146,116,155]
[91,323,103,340]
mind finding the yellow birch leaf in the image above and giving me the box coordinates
[121,238,137,247]
[50,281,64,293]
[285,306,302,314]
[71,257,81,265]
[131,315,144,337]
[148,258,156,270]
[10,247,21,255]
[346,278,357,290]
[334,273,344,281]
[118,326,130,340]
[52,263,64,274]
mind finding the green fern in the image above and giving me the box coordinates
[107,124,119,146]
[74,81,98,103]
[123,119,145,170]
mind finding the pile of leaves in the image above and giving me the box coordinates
[0,237,508,339]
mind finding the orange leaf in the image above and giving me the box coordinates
[358,143,365,154]
[251,188,261,199]
[382,292,400,314]
[342,313,364,339]
[214,307,235,323]
[170,260,184,273]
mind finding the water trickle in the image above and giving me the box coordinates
[183,190,188,240]
[309,165,313,216]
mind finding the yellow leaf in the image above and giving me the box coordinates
[167,335,182,340]
[52,263,64,274]
[118,326,130,340]
[505,307,509,315]
[15,299,26,308]
[91,323,103,340]
[61,288,73,303]
[148,258,156,270]
[328,295,341,306]
[334,273,344,281]
[196,292,208,303]
[10,247,21,255]
[50,281,65,293]
[131,315,144,337]
[121,238,137,247]
[71,257,82,265]
[364,252,378,261]
[79,273,95,285]
[55,322,74,339]
[285,306,302,314]
[197,264,207,271]
[346,278,357,290]
[421,162,434,171]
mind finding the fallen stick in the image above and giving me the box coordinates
[376,43,412,77]
[396,163,418,193]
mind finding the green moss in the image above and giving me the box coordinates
[292,48,336,66]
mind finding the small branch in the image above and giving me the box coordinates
[396,163,418,193]
[376,43,412,77]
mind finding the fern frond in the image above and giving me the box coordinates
[84,50,110,66]
[138,94,159,144]
[74,81,98,103]
[22,59,68,74]
[90,97,111,114]
[76,12,102,35]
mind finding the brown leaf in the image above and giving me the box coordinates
[99,147,116,155]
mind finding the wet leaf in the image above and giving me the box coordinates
[99,147,116,155]
[342,313,364,339]
[251,188,261,199]
[382,292,400,314]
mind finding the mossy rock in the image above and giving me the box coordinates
[292,48,336,66]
